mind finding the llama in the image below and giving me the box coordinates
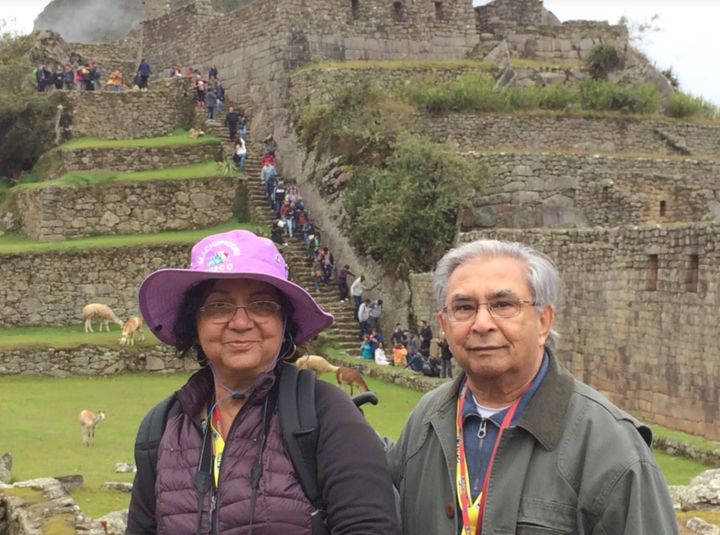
[79,409,106,447]
[336,367,369,396]
[120,316,145,346]
[296,355,339,375]
[83,303,123,333]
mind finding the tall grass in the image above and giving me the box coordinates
[398,71,719,120]
[664,92,720,119]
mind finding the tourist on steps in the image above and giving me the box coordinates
[136,59,152,91]
[225,107,239,140]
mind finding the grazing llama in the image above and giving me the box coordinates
[296,355,339,375]
[83,303,123,333]
[79,409,106,447]
[120,316,145,346]
[336,367,369,396]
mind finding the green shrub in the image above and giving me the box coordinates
[661,67,679,89]
[297,84,487,274]
[585,44,624,80]
[399,72,505,114]
[664,92,719,119]
[342,134,487,273]
[504,85,542,111]
[538,84,580,110]
[579,80,660,114]
[298,83,398,164]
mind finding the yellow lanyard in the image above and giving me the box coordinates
[455,382,524,535]
[210,407,225,487]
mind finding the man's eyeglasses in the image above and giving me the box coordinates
[199,301,282,324]
[442,298,536,322]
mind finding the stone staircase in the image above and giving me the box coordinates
[201,106,362,358]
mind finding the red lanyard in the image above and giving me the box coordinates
[455,381,526,535]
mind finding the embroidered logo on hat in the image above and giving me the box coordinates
[197,239,242,272]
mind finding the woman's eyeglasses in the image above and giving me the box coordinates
[199,301,282,324]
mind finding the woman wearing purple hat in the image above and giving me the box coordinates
[126,230,398,534]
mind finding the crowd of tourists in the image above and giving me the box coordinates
[32,58,154,93]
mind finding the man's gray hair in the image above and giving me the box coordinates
[433,239,560,345]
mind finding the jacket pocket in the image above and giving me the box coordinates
[515,496,576,535]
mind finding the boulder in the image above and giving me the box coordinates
[686,517,720,535]
[674,469,720,511]
[54,474,83,492]
[0,452,11,484]
[114,462,136,473]
[98,509,129,535]
[103,481,133,492]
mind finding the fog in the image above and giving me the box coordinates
[33,0,143,43]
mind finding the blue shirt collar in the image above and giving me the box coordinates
[461,351,549,426]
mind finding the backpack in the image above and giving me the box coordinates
[133,364,328,534]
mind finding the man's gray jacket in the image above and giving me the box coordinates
[387,353,678,534]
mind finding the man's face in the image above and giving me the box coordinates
[438,255,553,384]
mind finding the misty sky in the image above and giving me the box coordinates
[2,0,719,105]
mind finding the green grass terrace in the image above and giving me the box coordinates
[0,220,264,254]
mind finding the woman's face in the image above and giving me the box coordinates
[196,279,284,389]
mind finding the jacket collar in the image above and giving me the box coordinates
[176,364,279,419]
[517,350,574,450]
[422,349,574,451]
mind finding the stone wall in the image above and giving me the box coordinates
[477,14,628,61]
[42,142,221,179]
[0,344,198,376]
[422,114,720,158]
[475,0,560,28]
[63,77,195,140]
[410,223,720,440]
[138,0,478,131]
[13,176,245,242]
[0,244,189,328]
[281,0,477,63]
[462,152,720,230]
[144,0,197,20]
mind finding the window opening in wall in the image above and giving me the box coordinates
[659,200,667,217]
[646,254,658,291]
[686,254,699,292]
[434,1,444,19]
[393,1,403,22]
[350,0,359,20]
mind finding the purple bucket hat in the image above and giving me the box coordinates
[138,229,334,346]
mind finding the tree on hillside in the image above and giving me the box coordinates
[343,134,487,276]
[298,83,487,275]
[0,26,61,180]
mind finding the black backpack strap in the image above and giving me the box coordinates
[278,365,325,517]
[127,393,179,534]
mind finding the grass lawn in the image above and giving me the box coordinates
[0,371,714,526]
[0,220,265,255]
[0,324,160,350]
[57,129,219,150]
[0,372,421,518]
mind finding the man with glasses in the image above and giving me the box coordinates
[388,239,677,535]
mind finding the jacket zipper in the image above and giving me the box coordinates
[210,398,254,534]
